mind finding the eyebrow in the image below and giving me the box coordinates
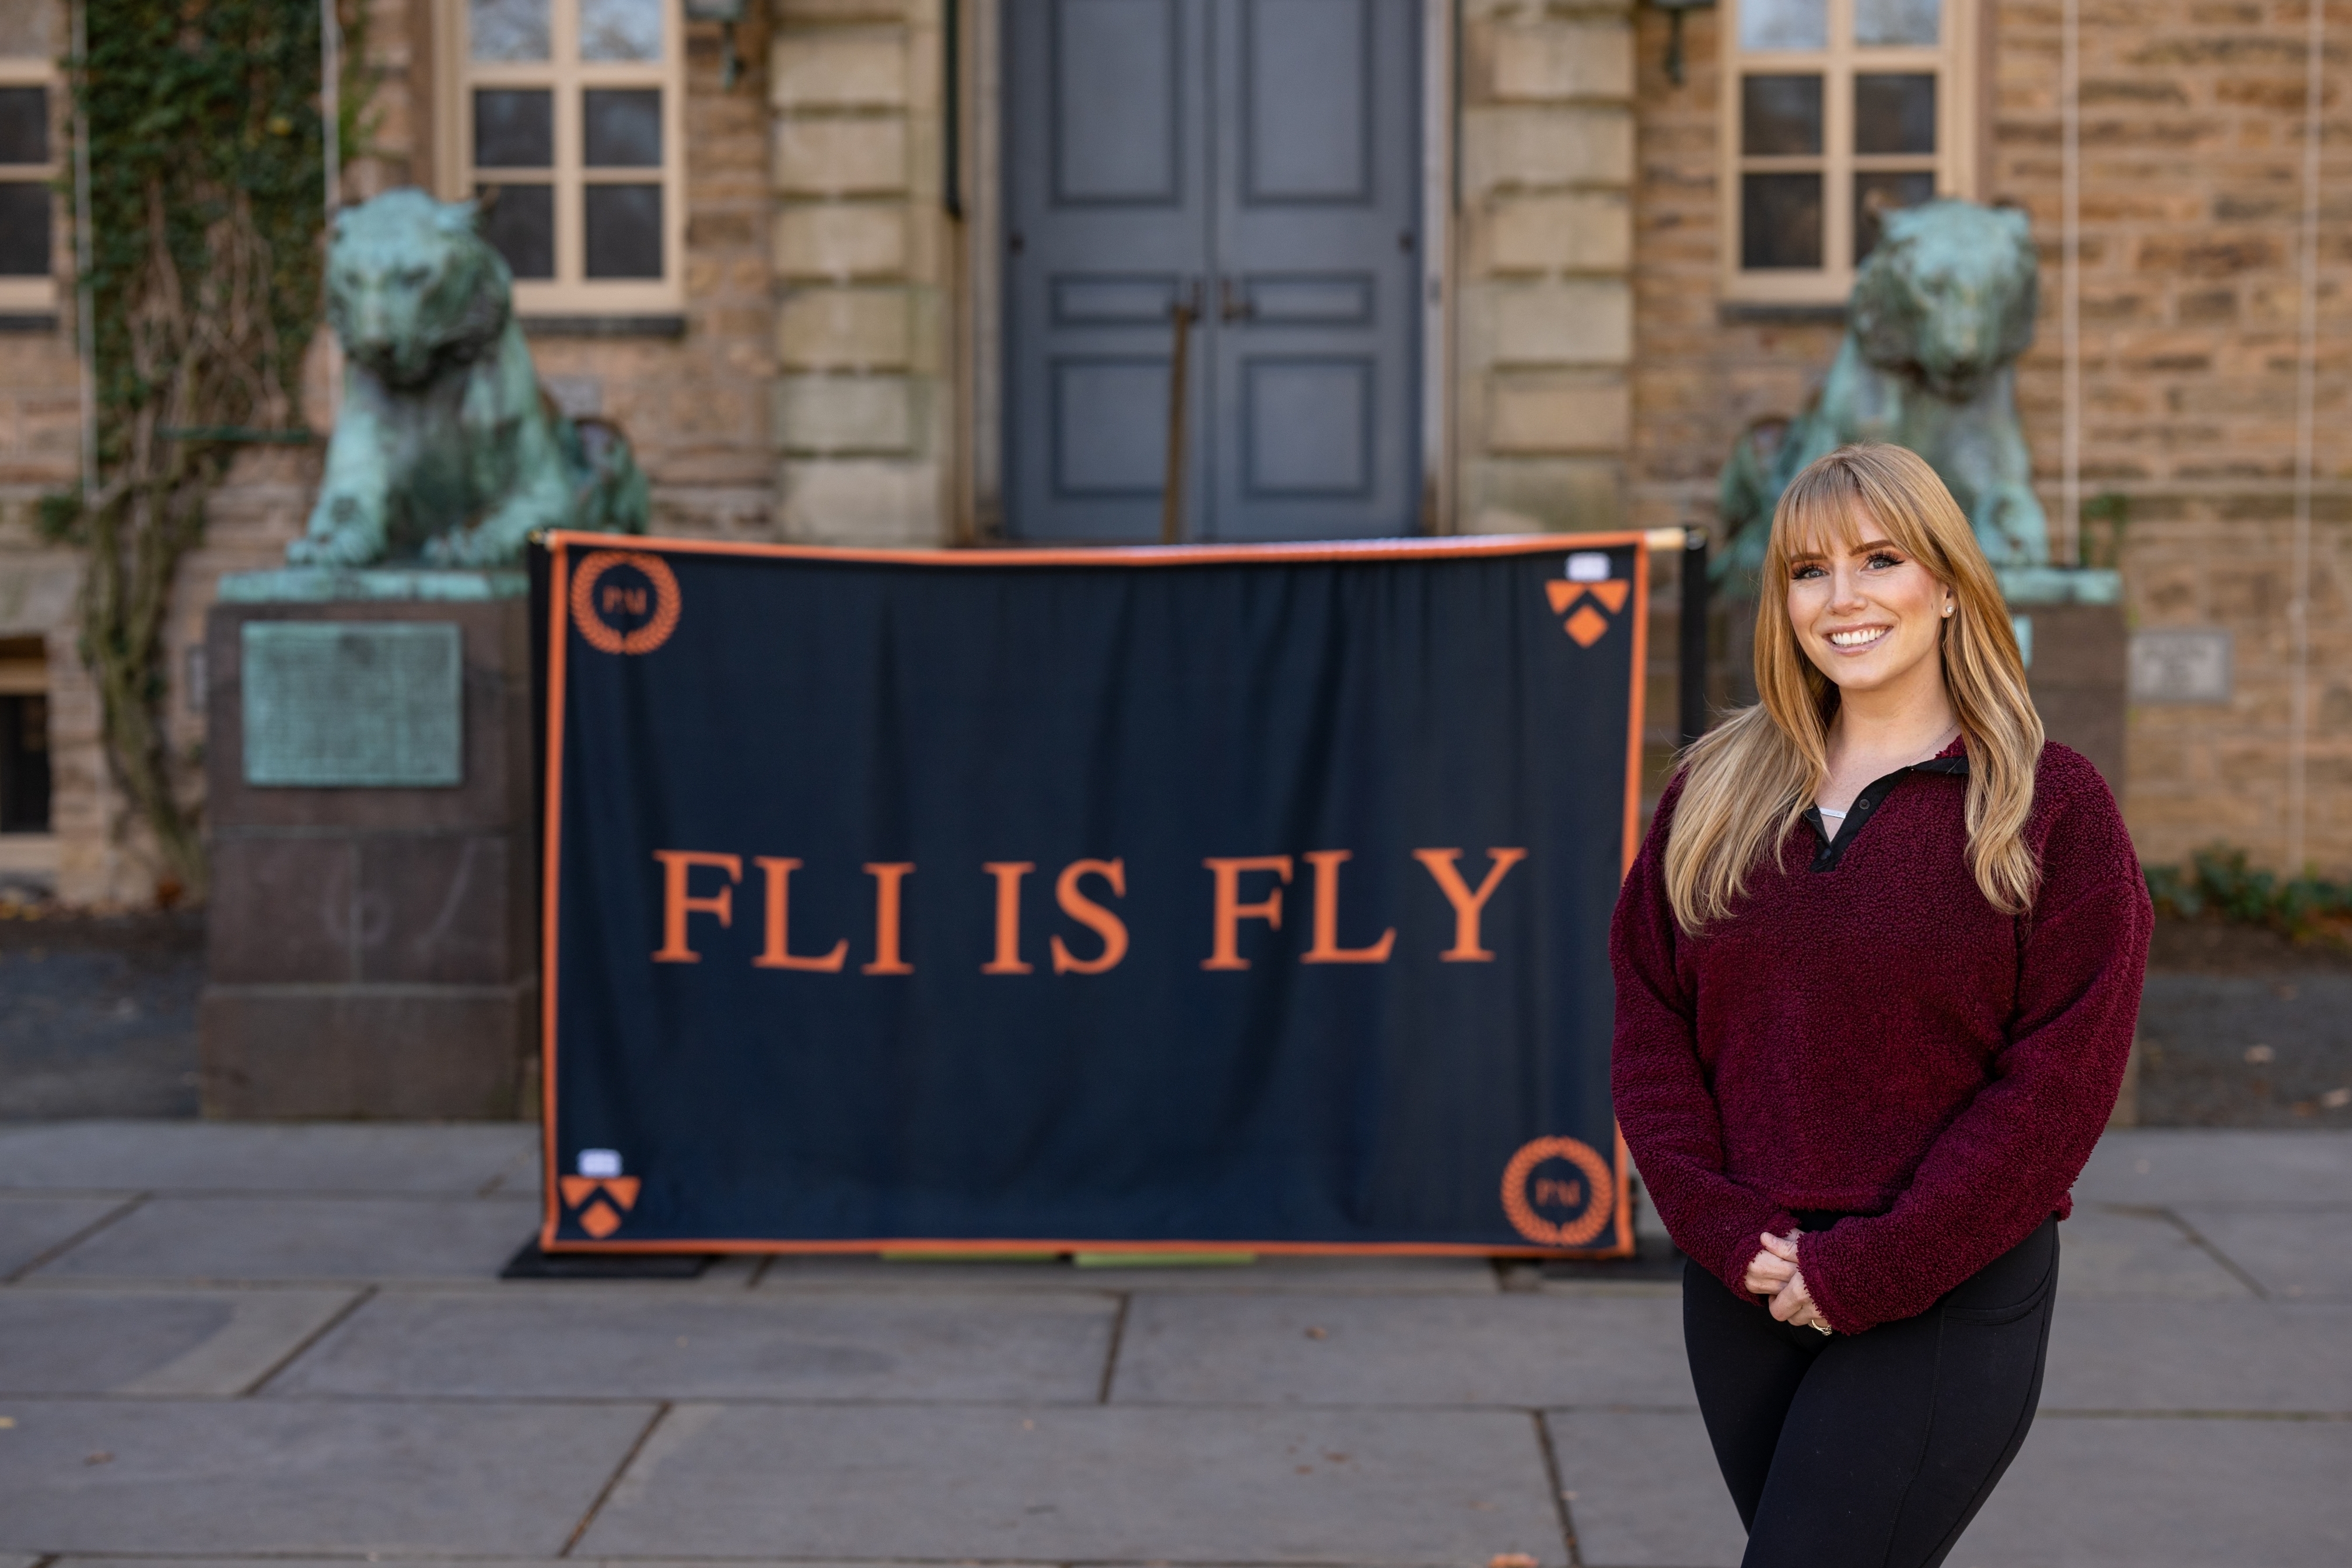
[1787,538,1902,563]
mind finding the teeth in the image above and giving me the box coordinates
[1828,628,1887,648]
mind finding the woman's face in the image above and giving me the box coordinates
[1784,515,1954,699]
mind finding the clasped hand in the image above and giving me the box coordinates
[1743,1230,1830,1331]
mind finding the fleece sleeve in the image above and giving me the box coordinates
[1609,780,1802,1303]
[1797,754,2152,1334]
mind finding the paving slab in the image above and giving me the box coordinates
[30,1196,537,1283]
[271,1287,1117,1401]
[2072,1128,2352,1206]
[758,1254,1502,1294]
[2173,1205,2352,1298]
[1950,1413,2352,1566]
[0,1287,356,1395]
[2056,1204,2257,1298]
[575,1402,1566,1564]
[0,1196,131,1278]
[1544,1409,1745,1568]
[2041,1297,2352,1412]
[0,1121,538,1196]
[1114,1292,1690,1408]
[0,1396,656,1555]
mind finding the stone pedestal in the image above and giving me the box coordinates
[2000,568,2127,798]
[200,570,536,1119]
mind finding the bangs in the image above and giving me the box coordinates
[1769,454,1938,569]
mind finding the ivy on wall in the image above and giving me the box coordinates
[41,0,368,898]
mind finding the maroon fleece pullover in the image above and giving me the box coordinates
[1610,739,2150,1334]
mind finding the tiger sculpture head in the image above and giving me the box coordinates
[323,190,511,390]
[1849,201,2039,404]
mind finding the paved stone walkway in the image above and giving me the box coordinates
[0,1122,2345,1566]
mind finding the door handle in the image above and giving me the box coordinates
[1220,275,1254,322]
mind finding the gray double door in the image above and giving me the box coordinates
[1004,0,1423,542]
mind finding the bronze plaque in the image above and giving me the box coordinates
[242,622,463,788]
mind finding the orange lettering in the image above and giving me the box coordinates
[982,862,1036,974]
[1301,849,1396,964]
[752,858,848,972]
[862,862,915,975]
[1051,858,1129,975]
[1202,855,1293,971]
[652,850,741,963]
[1412,848,1528,961]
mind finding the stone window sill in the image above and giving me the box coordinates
[519,315,688,340]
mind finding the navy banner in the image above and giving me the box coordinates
[538,532,1648,1256]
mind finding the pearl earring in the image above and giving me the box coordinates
[1943,604,1955,617]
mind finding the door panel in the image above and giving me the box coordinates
[1210,0,1419,540]
[1004,0,1419,543]
[1054,0,1184,204]
[1007,0,1210,542]
[1242,0,1371,202]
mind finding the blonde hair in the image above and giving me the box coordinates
[1664,443,2043,932]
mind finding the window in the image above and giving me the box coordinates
[0,0,58,312]
[1720,0,1977,303]
[0,638,48,834]
[442,0,684,313]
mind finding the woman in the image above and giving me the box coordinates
[1611,444,2150,1566]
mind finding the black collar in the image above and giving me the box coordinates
[1802,750,1969,872]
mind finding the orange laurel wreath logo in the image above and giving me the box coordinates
[571,551,681,655]
[558,1174,641,1239]
[1500,1135,1615,1247]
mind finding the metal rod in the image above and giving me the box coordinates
[70,0,95,495]
[942,0,962,219]
[1679,527,1710,748]
[1159,285,1197,546]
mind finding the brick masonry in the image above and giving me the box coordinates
[1630,0,2350,873]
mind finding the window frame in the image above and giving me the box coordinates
[1718,0,1979,306]
[436,0,687,315]
[0,49,60,313]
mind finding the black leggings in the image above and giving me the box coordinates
[1682,1214,2059,1568]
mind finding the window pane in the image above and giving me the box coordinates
[1742,75,1823,156]
[1742,172,1822,269]
[580,0,662,62]
[0,86,43,165]
[474,89,553,168]
[584,183,662,278]
[0,0,54,58]
[470,0,550,61]
[1856,0,1940,46]
[1856,170,1937,262]
[583,89,660,167]
[0,181,48,275]
[1856,74,1936,155]
[1740,0,1827,51]
[478,183,554,278]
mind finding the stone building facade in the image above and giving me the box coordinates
[0,0,2341,904]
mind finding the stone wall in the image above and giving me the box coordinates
[1993,0,2351,873]
[769,0,956,545]
[1458,0,1639,536]
[1627,0,2350,873]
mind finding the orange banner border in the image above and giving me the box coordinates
[538,529,1650,1260]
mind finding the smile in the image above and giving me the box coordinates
[1826,626,1890,650]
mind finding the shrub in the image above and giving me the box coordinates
[2145,847,2352,945]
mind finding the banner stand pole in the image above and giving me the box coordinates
[1678,526,1710,749]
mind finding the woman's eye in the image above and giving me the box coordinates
[1791,564,1825,580]
[1866,552,1903,569]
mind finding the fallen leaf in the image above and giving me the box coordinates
[85,1451,113,1466]
[1295,1464,1313,1474]
[1490,1554,1539,1568]
[0,1416,13,1429]
[1324,1451,1350,1462]
[2324,1087,2351,1109]
[2245,1044,2276,1065]
[1304,1325,1328,1339]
